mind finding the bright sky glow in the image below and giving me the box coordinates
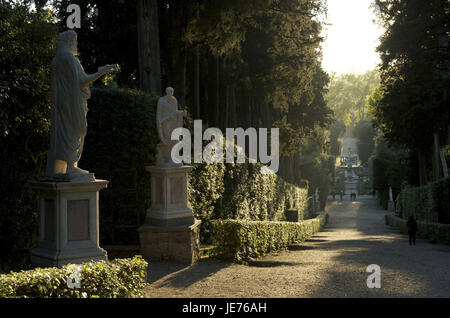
[321,0,383,75]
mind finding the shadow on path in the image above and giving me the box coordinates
[247,260,302,268]
[145,196,450,297]
[147,259,231,288]
[305,196,450,297]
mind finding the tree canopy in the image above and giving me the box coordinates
[326,70,380,127]
[370,0,449,152]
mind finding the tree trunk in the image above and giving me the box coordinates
[229,85,237,128]
[169,49,187,107]
[193,49,200,118]
[137,0,161,95]
[192,5,201,119]
[207,54,220,127]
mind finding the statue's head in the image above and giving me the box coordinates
[57,30,78,55]
[166,87,174,98]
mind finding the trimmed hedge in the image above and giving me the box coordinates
[385,215,450,245]
[399,178,450,224]
[0,256,148,298]
[189,162,310,243]
[210,213,328,262]
[219,163,310,222]
[188,162,226,243]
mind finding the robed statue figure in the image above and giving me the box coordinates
[156,87,187,166]
[45,30,118,181]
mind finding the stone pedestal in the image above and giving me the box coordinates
[139,220,201,264]
[30,180,108,267]
[138,165,201,264]
[143,166,195,227]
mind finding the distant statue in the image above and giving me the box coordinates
[156,87,187,166]
[314,188,319,203]
[389,187,393,201]
[45,30,118,181]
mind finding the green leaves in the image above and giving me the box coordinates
[0,2,57,267]
[210,214,327,263]
[374,0,449,152]
[326,70,380,127]
[0,256,148,298]
[399,178,450,224]
[188,161,309,244]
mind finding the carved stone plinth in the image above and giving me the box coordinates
[138,165,200,264]
[139,220,201,264]
[143,166,195,227]
[30,180,108,267]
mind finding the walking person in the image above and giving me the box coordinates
[407,216,418,246]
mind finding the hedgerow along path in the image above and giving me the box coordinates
[144,196,450,297]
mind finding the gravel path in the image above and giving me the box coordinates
[144,196,450,298]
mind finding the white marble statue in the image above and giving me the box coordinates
[45,30,118,181]
[389,187,393,201]
[156,87,187,166]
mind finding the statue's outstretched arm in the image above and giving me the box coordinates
[80,64,119,87]
[81,70,104,87]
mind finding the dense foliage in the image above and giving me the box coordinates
[219,163,309,222]
[399,178,450,224]
[326,70,380,127]
[385,215,450,245]
[369,134,409,209]
[371,0,449,183]
[0,3,57,268]
[190,162,310,243]
[354,120,376,165]
[328,120,346,157]
[297,136,335,210]
[210,213,327,262]
[0,256,148,298]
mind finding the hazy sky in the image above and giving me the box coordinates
[321,0,383,75]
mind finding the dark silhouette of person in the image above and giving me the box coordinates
[407,216,418,246]
[339,191,343,201]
